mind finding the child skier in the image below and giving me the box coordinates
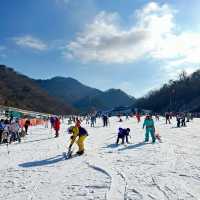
[116,128,131,144]
[143,115,156,143]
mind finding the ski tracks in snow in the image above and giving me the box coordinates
[85,159,128,200]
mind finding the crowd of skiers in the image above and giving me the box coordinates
[0,118,30,144]
[0,110,196,158]
[164,112,193,128]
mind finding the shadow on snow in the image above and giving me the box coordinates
[118,142,149,151]
[19,154,64,168]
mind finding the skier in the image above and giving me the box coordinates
[186,113,190,122]
[176,114,181,128]
[102,115,108,127]
[68,126,88,155]
[86,115,90,125]
[1,119,9,143]
[181,114,186,127]
[143,115,156,143]
[9,120,21,143]
[54,117,60,138]
[136,112,141,123]
[24,119,31,134]
[0,119,5,143]
[90,115,95,127]
[165,112,171,124]
[50,116,55,129]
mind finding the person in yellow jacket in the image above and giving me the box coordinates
[68,126,88,155]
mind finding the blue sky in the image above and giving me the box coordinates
[1,0,200,97]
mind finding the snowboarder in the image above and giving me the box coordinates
[143,115,156,143]
[68,126,88,155]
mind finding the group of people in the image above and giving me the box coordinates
[176,112,193,128]
[0,118,30,144]
[85,114,97,127]
[116,114,160,145]
[1,110,195,157]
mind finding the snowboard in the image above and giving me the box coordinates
[63,150,84,160]
[63,149,73,159]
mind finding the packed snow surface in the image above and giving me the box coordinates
[0,117,200,200]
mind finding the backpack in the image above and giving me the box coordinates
[79,127,88,136]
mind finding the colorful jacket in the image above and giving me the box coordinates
[143,119,154,129]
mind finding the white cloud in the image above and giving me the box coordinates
[65,1,200,73]
[14,35,47,51]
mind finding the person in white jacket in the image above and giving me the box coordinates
[9,120,20,143]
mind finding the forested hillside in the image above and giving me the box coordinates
[135,70,200,112]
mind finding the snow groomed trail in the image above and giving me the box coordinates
[0,117,200,200]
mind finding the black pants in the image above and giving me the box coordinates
[116,136,128,144]
[24,125,28,133]
[10,132,21,143]
[103,120,108,127]
[181,121,186,126]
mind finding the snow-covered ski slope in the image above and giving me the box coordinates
[0,117,200,200]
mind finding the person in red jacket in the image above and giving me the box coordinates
[136,112,141,123]
[54,117,60,138]
[75,117,81,128]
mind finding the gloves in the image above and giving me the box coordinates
[70,136,73,139]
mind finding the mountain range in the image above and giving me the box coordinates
[0,65,136,114]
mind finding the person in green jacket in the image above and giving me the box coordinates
[143,114,156,143]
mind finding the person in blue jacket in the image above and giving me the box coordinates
[143,114,156,143]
